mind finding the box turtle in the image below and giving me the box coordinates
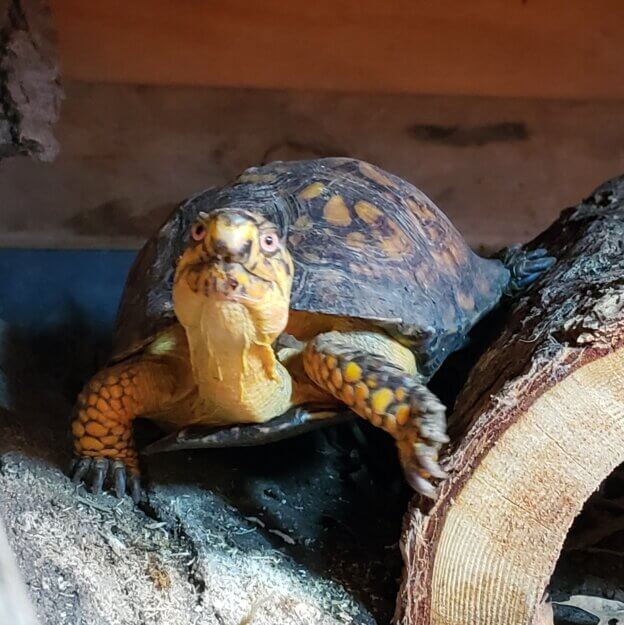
[69,158,554,502]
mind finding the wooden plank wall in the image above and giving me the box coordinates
[1,81,624,251]
[49,0,624,100]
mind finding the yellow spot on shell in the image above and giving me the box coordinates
[323,196,352,227]
[72,421,85,437]
[358,162,398,188]
[298,182,325,199]
[379,225,410,256]
[354,200,382,224]
[346,232,366,249]
[325,356,337,369]
[406,197,436,221]
[343,362,362,383]
[395,388,406,402]
[371,388,394,414]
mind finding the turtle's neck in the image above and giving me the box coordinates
[183,299,292,424]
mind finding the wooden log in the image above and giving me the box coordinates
[396,177,624,625]
[0,0,61,161]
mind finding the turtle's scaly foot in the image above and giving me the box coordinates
[303,332,449,500]
[70,357,179,501]
[502,246,556,293]
[70,457,142,503]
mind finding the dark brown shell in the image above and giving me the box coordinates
[112,158,509,376]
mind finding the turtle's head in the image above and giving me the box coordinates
[173,209,294,342]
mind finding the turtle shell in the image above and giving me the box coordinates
[112,158,509,377]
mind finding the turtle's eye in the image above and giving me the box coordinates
[260,232,279,253]
[191,223,206,241]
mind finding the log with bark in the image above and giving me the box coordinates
[396,177,624,625]
[0,0,61,161]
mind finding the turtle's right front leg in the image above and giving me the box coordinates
[70,357,181,502]
[303,332,449,499]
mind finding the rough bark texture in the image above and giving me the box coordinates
[396,178,624,624]
[0,0,61,161]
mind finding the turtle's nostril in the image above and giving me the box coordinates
[211,238,252,263]
[212,239,231,260]
[228,277,239,290]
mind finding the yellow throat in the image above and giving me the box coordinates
[184,298,292,424]
[172,209,296,425]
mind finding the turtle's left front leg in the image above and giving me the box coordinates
[303,331,449,499]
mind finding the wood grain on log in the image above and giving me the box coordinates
[0,0,61,161]
[396,177,624,625]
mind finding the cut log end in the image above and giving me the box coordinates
[396,177,624,625]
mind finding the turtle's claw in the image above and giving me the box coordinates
[414,442,448,480]
[70,457,91,484]
[503,245,556,294]
[112,460,127,499]
[404,466,439,500]
[69,457,142,502]
[90,459,107,495]
[130,474,142,504]
[396,388,449,500]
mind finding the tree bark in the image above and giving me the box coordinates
[396,177,624,625]
[0,0,61,161]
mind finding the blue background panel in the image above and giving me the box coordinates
[0,249,136,333]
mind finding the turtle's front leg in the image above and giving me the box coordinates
[303,332,448,499]
[70,356,181,502]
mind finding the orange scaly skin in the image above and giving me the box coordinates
[303,332,448,498]
[71,357,183,500]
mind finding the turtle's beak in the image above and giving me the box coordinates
[205,212,255,264]
[199,211,263,301]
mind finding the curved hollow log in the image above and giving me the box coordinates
[396,176,624,625]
